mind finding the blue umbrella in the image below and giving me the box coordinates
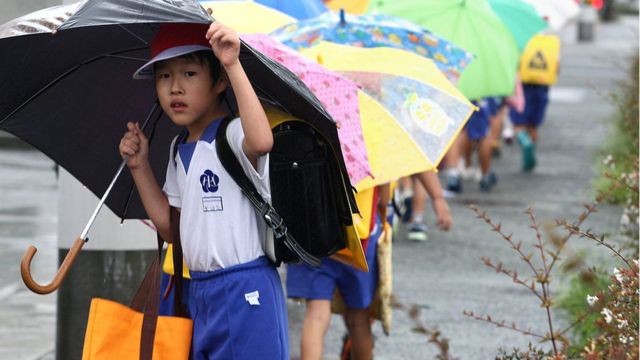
[255,0,327,20]
[270,10,473,82]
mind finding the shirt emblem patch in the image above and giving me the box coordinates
[200,169,219,193]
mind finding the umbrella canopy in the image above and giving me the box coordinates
[254,0,327,20]
[523,0,580,31]
[200,1,295,34]
[0,0,355,219]
[241,34,372,184]
[243,35,429,191]
[488,0,548,50]
[325,0,370,14]
[270,11,473,82]
[370,0,520,100]
[300,42,475,190]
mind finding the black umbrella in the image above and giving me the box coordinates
[1,0,356,294]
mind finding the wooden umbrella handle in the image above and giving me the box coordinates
[20,237,86,295]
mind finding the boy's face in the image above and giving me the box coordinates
[155,56,226,128]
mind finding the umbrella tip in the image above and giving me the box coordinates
[339,9,346,25]
[52,28,58,35]
[316,54,324,65]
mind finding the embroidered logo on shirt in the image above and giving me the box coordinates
[200,169,219,193]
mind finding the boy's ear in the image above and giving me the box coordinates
[214,69,229,95]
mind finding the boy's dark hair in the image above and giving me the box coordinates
[155,50,223,87]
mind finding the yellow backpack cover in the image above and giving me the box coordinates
[519,34,561,85]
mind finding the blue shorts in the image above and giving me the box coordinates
[485,97,504,117]
[465,100,491,140]
[189,257,288,360]
[510,84,549,127]
[159,272,192,317]
[286,217,382,309]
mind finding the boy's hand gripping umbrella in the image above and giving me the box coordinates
[1,0,356,294]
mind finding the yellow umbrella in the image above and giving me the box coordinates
[355,90,430,191]
[301,42,474,179]
[324,0,370,14]
[201,1,295,34]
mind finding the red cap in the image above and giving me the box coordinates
[133,23,212,79]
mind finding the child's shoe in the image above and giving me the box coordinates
[503,119,515,145]
[407,222,429,242]
[479,172,498,192]
[446,171,463,193]
[516,131,536,172]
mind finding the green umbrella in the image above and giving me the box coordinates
[369,0,519,100]
[488,0,548,50]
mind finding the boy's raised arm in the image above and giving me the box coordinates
[206,23,273,167]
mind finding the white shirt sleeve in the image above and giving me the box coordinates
[163,136,182,208]
[226,118,271,203]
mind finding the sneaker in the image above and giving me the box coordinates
[479,172,498,192]
[407,222,429,241]
[446,174,463,193]
[516,131,536,172]
[393,187,412,223]
[461,166,481,181]
[503,118,515,145]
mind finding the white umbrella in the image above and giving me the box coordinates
[523,0,580,31]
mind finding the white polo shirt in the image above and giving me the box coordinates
[163,118,270,272]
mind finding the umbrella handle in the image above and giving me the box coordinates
[20,237,86,295]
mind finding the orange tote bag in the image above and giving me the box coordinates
[82,239,192,360]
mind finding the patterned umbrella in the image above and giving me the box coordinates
[270,11,473,82]
[242,34,372,184]
[370,0,520,100]
[300,42,475,190]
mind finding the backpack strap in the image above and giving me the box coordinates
[215,116,321,267]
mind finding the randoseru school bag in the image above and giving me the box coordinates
[216,115,355,267]
[519,34,561,86]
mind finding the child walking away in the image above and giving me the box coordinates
[119,23,288,359]
[511,33,561,172]
[448,101,498,192]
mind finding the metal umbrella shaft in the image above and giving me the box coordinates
[21,102,161,294]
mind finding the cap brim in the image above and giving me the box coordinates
[133,45,212,79]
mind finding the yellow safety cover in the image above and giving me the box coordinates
[519,34,561,85]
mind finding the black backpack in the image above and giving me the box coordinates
[216,116,355,266]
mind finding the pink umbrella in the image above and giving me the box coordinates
[243,33,372,184]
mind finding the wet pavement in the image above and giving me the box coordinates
[0,15,637,360]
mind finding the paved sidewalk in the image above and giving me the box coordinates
[0,15,637,360]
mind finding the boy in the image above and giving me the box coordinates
[119,23,288,359]
[286,186,383,360]
[447,101,498,192]
[511,33,561,172]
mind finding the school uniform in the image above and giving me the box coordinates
[286,213,382,310]
[509,84,550,127]
[465,100,491,141]
[163,117,288,360]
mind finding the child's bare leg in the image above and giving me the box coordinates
[461,132,472,169]
[528,126,538,143]
[399,176,411,192]
[489,106,507,150]
[478,137,492,175]
[445,136,462,170]
[301,299,331,360]
[410,175,426,224]
[344,308,373,360]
